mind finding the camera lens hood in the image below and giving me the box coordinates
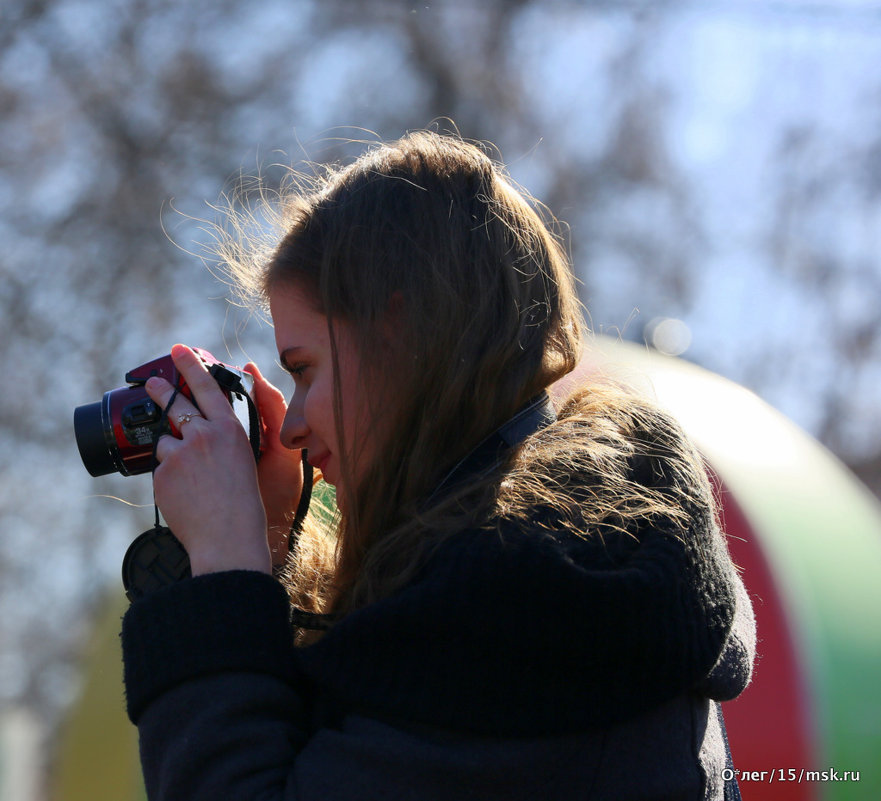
[74,399,118,477]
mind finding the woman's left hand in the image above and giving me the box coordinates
[145,344,271,576]
[244,360,305,569]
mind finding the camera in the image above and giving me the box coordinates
[74,347,259,477]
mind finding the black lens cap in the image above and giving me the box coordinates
[122,526,192,602]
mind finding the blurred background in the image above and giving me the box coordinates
[2,0,881,797]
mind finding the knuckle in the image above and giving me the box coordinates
[152,462,171,491]
[187,424,212,447]
[215,417,245,441]
[153,434,172,461]
[158,442,182,468]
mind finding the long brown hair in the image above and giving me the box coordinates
[219,130,713,622]
[252,131,583,612]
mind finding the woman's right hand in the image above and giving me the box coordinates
[245,361,305,568]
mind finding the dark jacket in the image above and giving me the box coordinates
[122,401,755,800]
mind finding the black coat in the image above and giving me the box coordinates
[122,401,755,800]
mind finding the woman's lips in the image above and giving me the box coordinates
[308,451,330,479]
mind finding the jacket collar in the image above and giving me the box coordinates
[425,392,557,508]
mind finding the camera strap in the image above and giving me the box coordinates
[288,456,313,545]
[423,391,557,509]
[207,364,262,463]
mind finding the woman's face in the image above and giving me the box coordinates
[270,283,371,498]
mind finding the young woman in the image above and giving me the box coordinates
[122,131,755,800]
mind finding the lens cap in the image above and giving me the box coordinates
[122,525,192,602]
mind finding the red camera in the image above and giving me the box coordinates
[74,348,258,477]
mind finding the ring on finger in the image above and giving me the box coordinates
[176,411,203,427]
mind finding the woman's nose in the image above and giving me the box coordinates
[279,394,308,450]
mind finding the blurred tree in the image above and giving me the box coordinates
[765,123,881,475]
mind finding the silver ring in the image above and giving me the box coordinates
[176,412,202,427]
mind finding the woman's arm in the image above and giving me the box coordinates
[122,571,308,801]
[127,347,312,797]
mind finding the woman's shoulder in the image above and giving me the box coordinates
[494,382,716,544]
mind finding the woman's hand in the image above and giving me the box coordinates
[145,344,271,576]
[244,361,305,568]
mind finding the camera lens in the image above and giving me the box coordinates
[74,399,117,477]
